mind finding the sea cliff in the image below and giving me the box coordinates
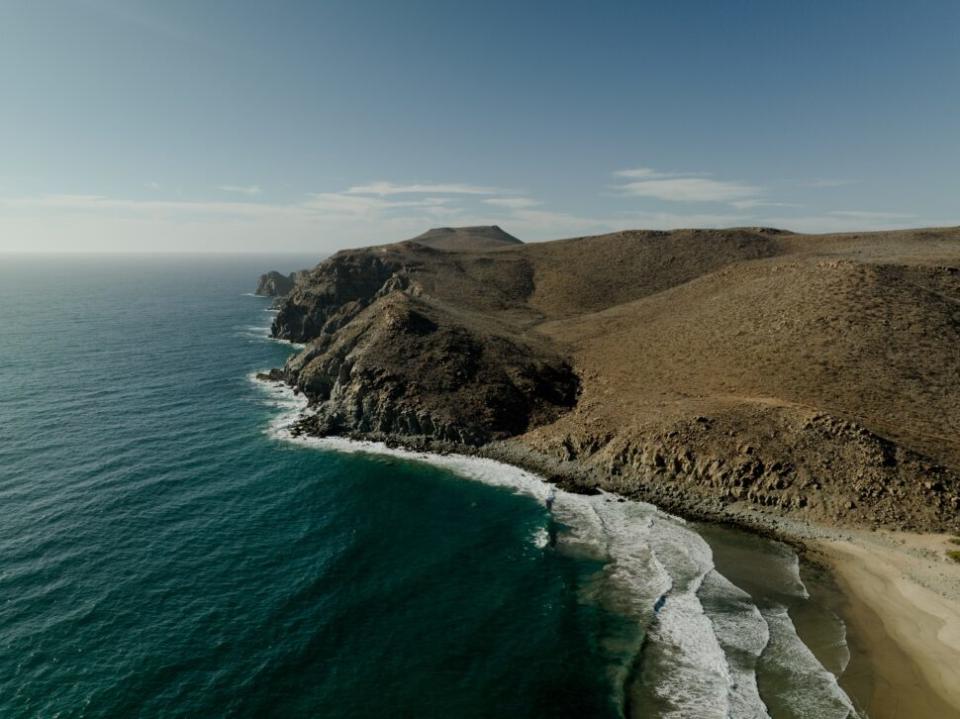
[261,224,960,534]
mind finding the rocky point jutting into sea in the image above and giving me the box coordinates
[258,224,960,534]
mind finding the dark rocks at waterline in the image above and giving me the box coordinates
[276,292,579,447]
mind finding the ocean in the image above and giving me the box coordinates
[0,255,863,718]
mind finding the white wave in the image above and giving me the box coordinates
[755,541,810,600]
[250,376,856,719]
[699,570,772,719]
[760,607,859,719]
[247,374,307,436]
[831,614,852,675]
[234,319,305,350]
[784,551,811,600]
[276,339,306,350]
[530,527,550,549]
[306,435,556,503]
[633,514,746,719]
[645,591,732,718]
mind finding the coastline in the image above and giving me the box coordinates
[252,225,960,716]
[483,442,960,718]
[808,532,960,718]
[254,370,960,717]
[698,506,960,718]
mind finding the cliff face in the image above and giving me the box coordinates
[272,250,404,342]
[267,229,577,445]
[255,270,305,298]
[516,402,959,531]
[263,224,960,532]
[283,292,577,445]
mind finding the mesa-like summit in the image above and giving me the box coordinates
[258,224,960,533]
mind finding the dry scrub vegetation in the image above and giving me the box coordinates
[271,225,960,531]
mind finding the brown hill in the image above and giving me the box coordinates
[265,225,960,532]
[406,225,522,252]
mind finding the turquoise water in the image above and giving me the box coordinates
[0,257,861,718]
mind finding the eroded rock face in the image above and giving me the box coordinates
[518,406,960,531]
[281,293,578,445]
[266,242,578,446]
[260,223,960,532]
[272,251,405,343]
[256,271,298,297]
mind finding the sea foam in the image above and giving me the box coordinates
[252,374,860,719]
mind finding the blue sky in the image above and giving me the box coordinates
[1,0,958,252]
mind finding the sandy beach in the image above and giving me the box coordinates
[809,532,960,718]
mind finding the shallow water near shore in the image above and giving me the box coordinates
[0,256,864,717]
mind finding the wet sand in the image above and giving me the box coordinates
[811,533,960,718]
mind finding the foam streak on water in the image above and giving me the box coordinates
[698,570,771,719]
[760,608,858,719]
[251,378,866,718]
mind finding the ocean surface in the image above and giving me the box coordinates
[0,256,864,718]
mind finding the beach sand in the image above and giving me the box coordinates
[810,532,960,718]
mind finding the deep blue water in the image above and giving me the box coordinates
[0,256,620,718]
[0,256,863,718]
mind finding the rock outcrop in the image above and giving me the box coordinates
[272,251,405,342]
[516,405,960,531]
[262,224,960,532]
[283,292,577,445]
[255,270,304,298]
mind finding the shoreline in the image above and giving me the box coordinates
[808,532,960,718]
[255,373,960,717]
[251,223,960,717]
[353,446,960,717]
[435,439,960,717]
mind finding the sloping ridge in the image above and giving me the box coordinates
[408,225,523,252]
[265,225,960,532]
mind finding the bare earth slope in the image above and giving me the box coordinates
[406,225,522,252]
[265,225,960,532]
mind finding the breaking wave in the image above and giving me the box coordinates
[252,376,861,718]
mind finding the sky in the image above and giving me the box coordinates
[1,0,958,253]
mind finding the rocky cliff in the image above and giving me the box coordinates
[279,292,577,445]
[262,224,960,532]
[255,270,306,298]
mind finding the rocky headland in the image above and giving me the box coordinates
[260,224,960,534]
[255,269,307,298]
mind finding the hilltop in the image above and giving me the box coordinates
[261,225,960,532]
[405,225,522,251]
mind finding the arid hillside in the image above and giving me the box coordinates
[264,225,960,531]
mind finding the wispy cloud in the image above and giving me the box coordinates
[218,184,262,196]
[483,197,540,209]
[618,210,751,229]
[303,192,452,216]
[804,178,860,188]
[829,210,914,220]
[618,177,761,203]
[345,181,504,196]
[730,199,801,210]
[0,188,455,222]
[614,167,709,180]
[3,170,942,254]
[614,166,761,203]
[0,194,284,217]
